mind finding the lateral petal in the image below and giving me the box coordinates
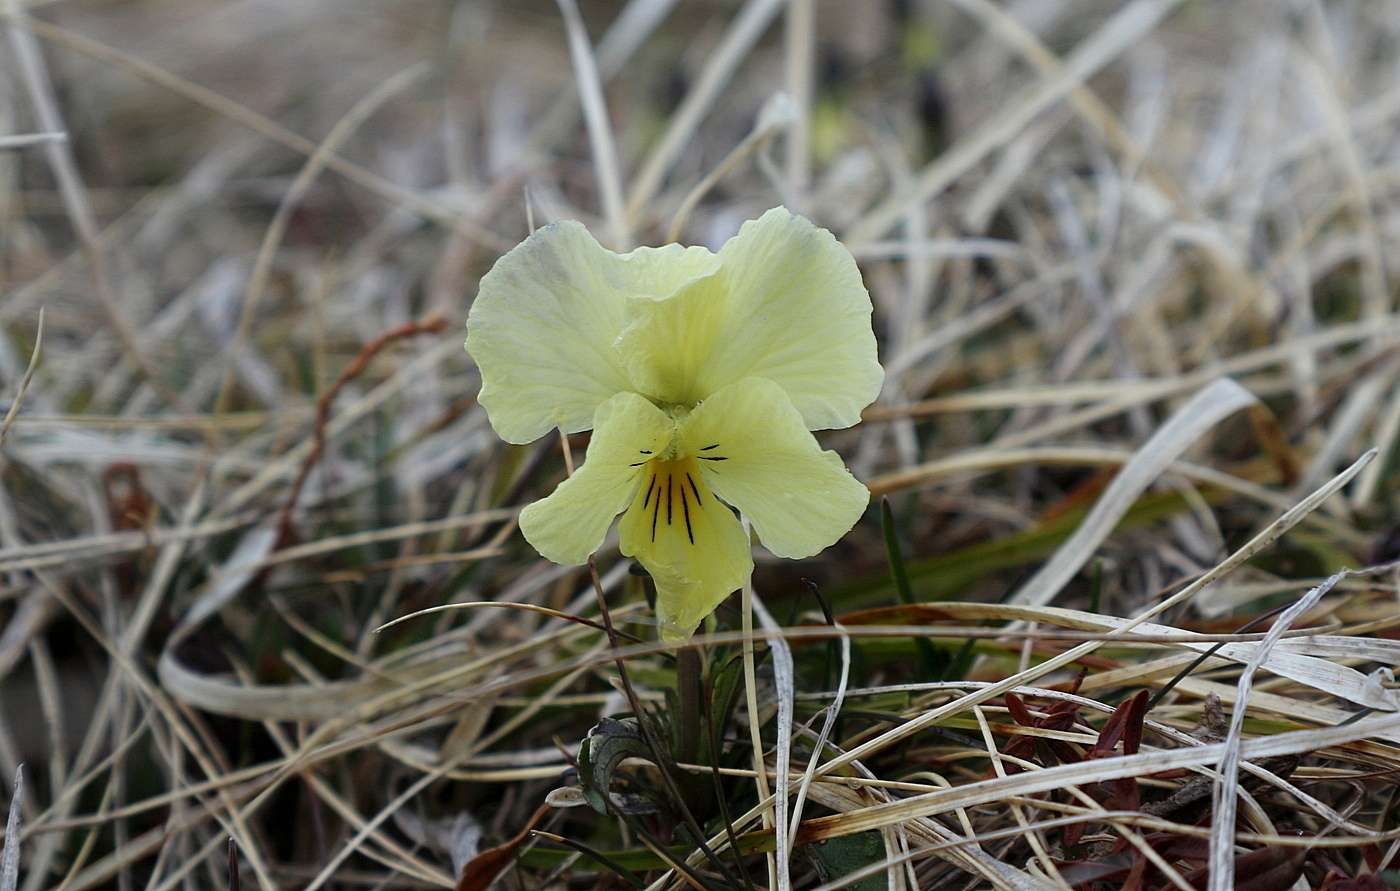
[518,392,675,565]
[680,377,870,559]
[618,457,752,640]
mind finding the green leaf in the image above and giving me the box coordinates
[806,832,890,891]
[577,717,652,815]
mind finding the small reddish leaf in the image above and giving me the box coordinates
[455,804,550,891]
[1325,877,1391,890]
[1180,846,1308,891]
[1005,691,1035,727]
[1091,690,1147,758]
[103,463,154,532]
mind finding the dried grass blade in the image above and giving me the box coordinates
[302,770,446,891]
[1128,448,1376,626]
[1208,569,1347,891]
[214,62,432,415]
[0,514,252,576]
[867,445,1287,509]
[182,525,279,628]
[667,92,795,242]
[0,131,63,149]
[782,0,814,198]
[800,781,1058,890]
[13,16,510,251]
[1352,362,1400,510]
[750,592,796,891]
[214,337,463,517]
[119,479,206,658]
[1,767,21,891]
[1007,378,1257,607]
[0,309,41,450]
[555,0,629,249]
[788,625,849,852]
[624,0,786,222]
[1290,365,1387,501]
[804,709,1400,842]
[915,601,1397,710]
[527,0,681,151]
[819,449,1376,777]
[156,634,430,722]
[1,6,187,411]
[844,0,1186,246]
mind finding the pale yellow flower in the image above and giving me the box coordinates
[465,207,882,639]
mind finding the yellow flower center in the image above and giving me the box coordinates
[623,435,732,546]
[637,457,704,544]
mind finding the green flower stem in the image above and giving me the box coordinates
[676,645,703,763]
[675,643,706,805]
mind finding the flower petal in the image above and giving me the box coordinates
[704,208,882,429]
[680,377,870,558]
[615,276,726,406]
[619,241,721,302]
[620,208,882,428]
[618,457,752,640]
[467,222,716,444]
[518,392,675,565]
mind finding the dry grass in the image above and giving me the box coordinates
[3,0,1400,889]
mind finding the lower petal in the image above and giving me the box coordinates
[617,457,753,640]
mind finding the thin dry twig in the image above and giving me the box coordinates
[273,312,449,551]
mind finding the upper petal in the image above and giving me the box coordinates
[698,208,884,430]
[467,222,694,444]
[617,241,721,302]
[615,273,728,406]
[518,392,675,565]
[679,377,870,558]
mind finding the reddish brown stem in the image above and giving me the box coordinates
[273,312,449,550]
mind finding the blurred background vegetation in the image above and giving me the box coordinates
[3,0,1400,888]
